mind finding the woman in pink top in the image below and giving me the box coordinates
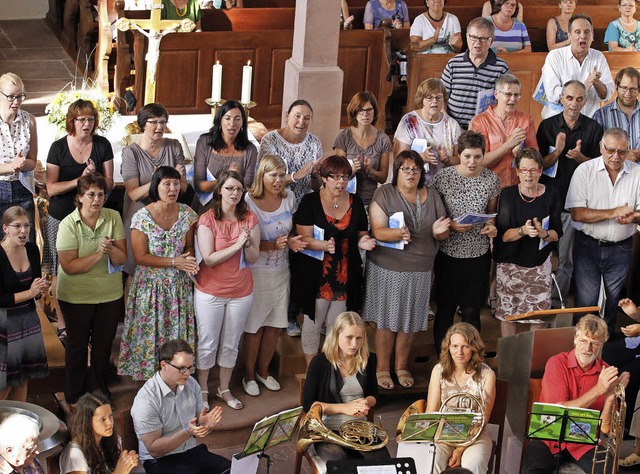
[195,170,260,410]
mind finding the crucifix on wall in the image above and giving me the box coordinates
[115,0,195,105]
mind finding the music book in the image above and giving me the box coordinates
[236,406,303,458]
[453,213,497,225]
[299,225,325,261]
[528,402,600,445]
[399,412,477,443]
[376,211,405,250]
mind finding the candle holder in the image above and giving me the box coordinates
[205,98,225,124]
[239,100,257,120]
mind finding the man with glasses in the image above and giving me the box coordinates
[522,314,629,473]
[131,339,231,474]
[537,80,603,309]
[469,73,538,189]
[566,127,640,336]
[593,67,640,159]
[441,17,509,129]
[540,13,614,119]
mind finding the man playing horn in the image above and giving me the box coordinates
[522,314,629,473]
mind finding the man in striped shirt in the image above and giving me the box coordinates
[441,17,510,129]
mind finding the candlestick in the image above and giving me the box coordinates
[241,60,253,104]
[211,61,222,102]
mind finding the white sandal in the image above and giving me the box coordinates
[201,390,209,410]
[217,388,243,410]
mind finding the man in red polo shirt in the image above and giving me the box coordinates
[522,314,630,473]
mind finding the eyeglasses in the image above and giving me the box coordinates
[165,361,195,374]
[601,143,630,157]
[576,338,604,349]
[400,167,421,175]
[425,95,445,102]
[1,92,27,103]
[147,119,168,126]
[266,172,287,180]
[75,117,96,123]
[6,223,31,230]
[467,34,492,44]
[620,3,636,7]
[618,85,639,95]
[497,90,522,99]
[327,174,350,181]
[518,168,542,175]
[503,1,517,7]
[357,107,375,115]
[223,186,244,193]
[84,192,106,200]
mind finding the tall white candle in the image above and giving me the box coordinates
[211,61,222,102]
[241,60,253,104]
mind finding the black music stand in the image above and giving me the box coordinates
[326,457,417,474]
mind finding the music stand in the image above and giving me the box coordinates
[505,306,600,327]
[326,457,417,474]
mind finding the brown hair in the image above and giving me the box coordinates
[317,155,352,179]
[211,170,248,220]
[414,78,448,109]
[65,99,99,135]
[515,148,544,169]
[439,322,485,382]
[391,150,426,188]
[346,91,379,127]
[2,206,28,226]
[75,173,107,209]
[575,314,609,342]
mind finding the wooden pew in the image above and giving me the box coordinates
[406,51,640,128]
[242,0,618,7]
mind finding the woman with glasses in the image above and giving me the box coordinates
[363,151,450,390]
[0,73,37,243]
[493,149,561,337]
[57,173,126,405]
[481,0,522,21]
[118,166,198,382]
[121,103,188,291]
[334,92,391,207]
[546,0,576,51]
[292,155,376,366]
[409,0,462,54]
[195,170,259,410]
[45,99,114,346]
[0,206,48,401]
[605,0,640,51]
[487,0,531,53]
[394,78,462,185]
[193,100,257,211]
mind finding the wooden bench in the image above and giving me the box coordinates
[406,51,640,128]
[242,0,618,7]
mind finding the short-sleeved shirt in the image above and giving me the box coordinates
[566,156,640,242]
[469,106,538,189]
[593,99,640,149]
[46,135,114,220]
[536,113,603,203]
[540,350,608,460]
[195,209,258,298]
[431,166,501,258]
[193,134,257,189]
[56,208,125,304]
[0,109,31,182]
[333,128,391,205]
[363,0,409,28]
[442,50,510,129]
[604,19,640,51]
[132,372,204,461]
[410,13,461,54]
[59,441,91,474]
[488,16,531,52]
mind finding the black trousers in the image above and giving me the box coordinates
[143,444,231,474]
[522,440,602,474]
[315,442,391,463]
[60,297,123,403]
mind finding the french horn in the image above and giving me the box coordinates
[296,402,389,453]
[396,393,485,447]
[591,382,626,474]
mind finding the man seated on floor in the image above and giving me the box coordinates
[131,339,231,474]
[522,314,630,473]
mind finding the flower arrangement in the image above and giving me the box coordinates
[45,83,118,137]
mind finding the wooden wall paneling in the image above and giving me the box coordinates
[268,48,292,108]
[214,49,257,104]
[240,0,618,8]
[47,0,66,33]
[201,8,296,31]
[156,50,201,110]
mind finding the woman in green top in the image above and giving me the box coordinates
[56,173,126,406]
[162,0,203,31]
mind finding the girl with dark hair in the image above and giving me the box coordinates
[195,170,260,410]
[193,100,258,206]
[57,173,126,405]
[0,206,48,401]
[60,391,139,474]
[118,166,198,381]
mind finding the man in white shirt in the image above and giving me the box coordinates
[540,14,614,119]
[566,127,640,335]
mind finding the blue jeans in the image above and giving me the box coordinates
[573,231,632,335]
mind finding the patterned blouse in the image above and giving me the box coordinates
[436,362,493,411]
[0,109,31,181]
[605,19,640,51]
[318,200,353,302]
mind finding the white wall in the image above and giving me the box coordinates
[4,0,48,19]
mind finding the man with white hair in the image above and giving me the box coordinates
[0,414,43,473]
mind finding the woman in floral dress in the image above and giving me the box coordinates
[118,166,198,380]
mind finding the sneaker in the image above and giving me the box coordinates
[287,321,301,337]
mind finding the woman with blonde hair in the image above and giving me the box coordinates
[302,312,389,463]
[242,155,306,397]
[427,322,496,474]
[0,73,37,242]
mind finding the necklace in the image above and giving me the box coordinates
[174,0,188,17]
[518,184,539,203]
[620,18,636,27]
[398,188,422,232]
[427,10,444,22]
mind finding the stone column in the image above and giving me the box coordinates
[282,0,343,156]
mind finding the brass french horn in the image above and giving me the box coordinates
[592,382,626,474]
[296,402,389,453]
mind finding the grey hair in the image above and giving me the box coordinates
[0,414,40,447]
